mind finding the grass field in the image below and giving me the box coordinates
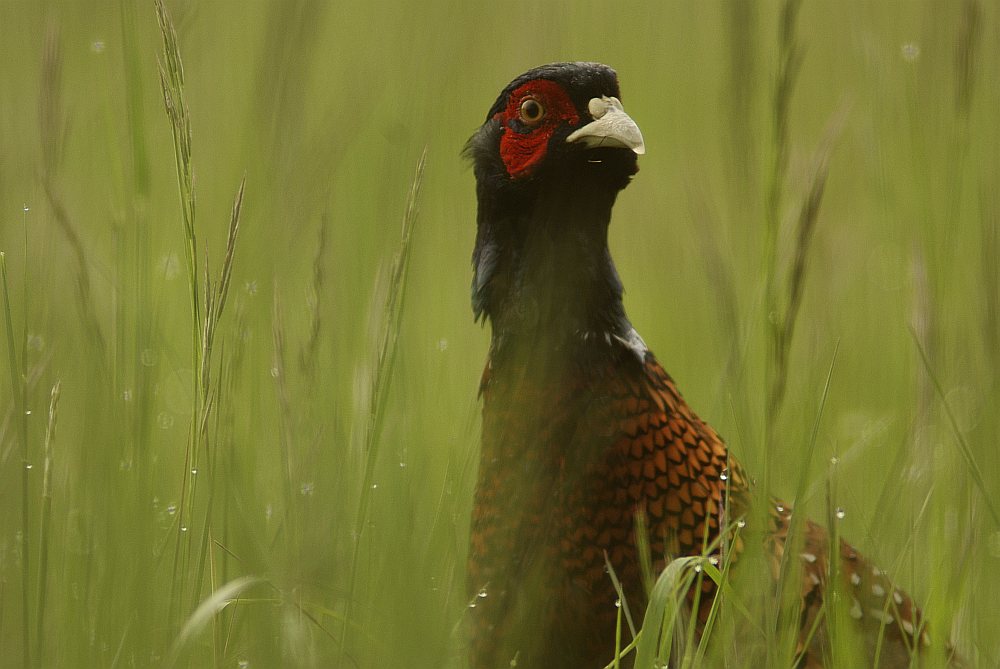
[0,1,997,667]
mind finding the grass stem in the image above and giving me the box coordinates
[34,380,60,665]
[339,147,426,657]
[1,247,30,668]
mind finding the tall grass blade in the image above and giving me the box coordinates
[954,0,981,119]
[603,550,637,639]
[202,177,246,401]
[155,0,202,629]
[340,147,426,655]
[769,102,849,424]
[165,575,265,667]
[981,188,999,374]
[271,290,296,533]
[155,0,200,341]
[763,0,804,371]
[634,555,702,669]
[1,250,30,668]
[214,178,245,331]
[34,380,60,666]
[909,327,1000,528]
[300,216,329,375]
[39,25,107,362]
[765,344,840,666]
[759,3,805,578]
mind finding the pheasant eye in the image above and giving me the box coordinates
[518,98,545,125]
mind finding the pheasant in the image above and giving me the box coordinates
[465,62,938,668]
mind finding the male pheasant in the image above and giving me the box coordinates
[464,63,938,668]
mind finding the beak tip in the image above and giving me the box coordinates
[566,96,645,155]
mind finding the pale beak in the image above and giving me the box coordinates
[566,96,645,155]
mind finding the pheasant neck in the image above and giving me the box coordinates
[475,178,631,350]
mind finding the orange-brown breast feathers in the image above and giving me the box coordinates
[616,355,749,558]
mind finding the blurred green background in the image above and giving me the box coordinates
[0,1,997,667]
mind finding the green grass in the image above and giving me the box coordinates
[1,1,998,667]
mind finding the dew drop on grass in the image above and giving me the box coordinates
[25,410,31,416]
[737,519,747,528]
[478,588,488,598]
[166,504,177,516]
[180,526,188,533]
[693,564,702,573]
[25,463,33,470]
[614,598,621,608]
[835,507,846,520]
[776,504,785,513]
[830,455,839,466]
[720,468,728,481]
[270,367,279,378]
[238,661,250,669]
[122,389,132,402]
[191,468,198,476]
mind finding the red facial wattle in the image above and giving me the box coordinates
[497,79,580,180]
